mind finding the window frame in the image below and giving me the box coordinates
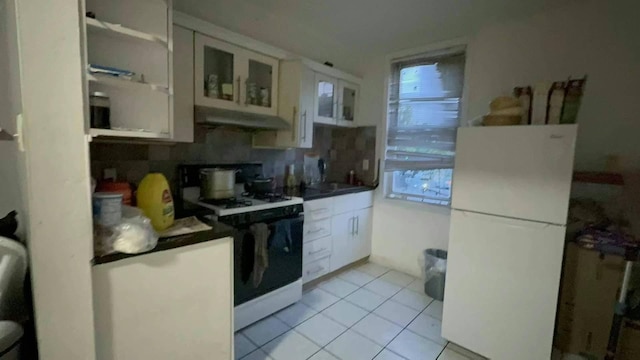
[381,40,469,207]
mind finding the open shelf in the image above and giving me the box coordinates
[86,17,168,48]
[90,128,170,139]
[88,73,171,95]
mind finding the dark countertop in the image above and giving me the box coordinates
[283,184,376,201]
[92,218,235,266]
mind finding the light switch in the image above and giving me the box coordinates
[104,168,117,181]
[362,159,369,171]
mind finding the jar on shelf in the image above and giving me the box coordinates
[90,92,111,129]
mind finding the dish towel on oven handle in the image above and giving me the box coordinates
[272,219,292,253]
[250,223,270,288]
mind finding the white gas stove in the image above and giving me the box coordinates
[182,187,303,217]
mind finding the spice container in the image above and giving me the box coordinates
[206,74,219,98]
[90,92,111,129]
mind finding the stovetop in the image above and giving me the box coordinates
[199,193,293,208]
[182,187,303,217]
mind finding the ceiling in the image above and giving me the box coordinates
[174,0,577,75]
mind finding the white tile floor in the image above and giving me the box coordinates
[235,262,486,360]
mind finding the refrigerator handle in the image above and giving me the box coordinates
[456,210,559,229]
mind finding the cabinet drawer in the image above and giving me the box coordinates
[333,191,373,214]
[303,218,331,242]
[303,256,331,284]
[303,235,332,265]
[304,198,334,221]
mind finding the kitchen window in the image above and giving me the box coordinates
[384,46,466,206]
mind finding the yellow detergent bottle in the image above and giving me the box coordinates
[137,173,174,231]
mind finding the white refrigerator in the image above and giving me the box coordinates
[442,124,578,360]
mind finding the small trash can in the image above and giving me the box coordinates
[422,249,447,301]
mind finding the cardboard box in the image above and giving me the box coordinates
[618,319,640,360]
[554,243,626,358]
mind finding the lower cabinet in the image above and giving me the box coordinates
[92,238,234,360]
[353,207,373,262]
[302,191,373,283]
[330,207,373,272]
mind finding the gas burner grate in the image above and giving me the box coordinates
[200,197,253,209]
[242,192,292,203]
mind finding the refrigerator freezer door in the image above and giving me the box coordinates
[442,210,565,360]
[451,124,577,224]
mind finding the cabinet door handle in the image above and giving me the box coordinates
[307,266,324,275]
[291,106,297,141]
[308,247,327,255]
[244,77,249,106]
[311,208,329,213]
[307,227,324,235]
[350,216,355,236]
[301,110,307,141]
[355,216,360,235]
[236,76,241,105]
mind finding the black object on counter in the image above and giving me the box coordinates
[244,177,274,195]
[0,211,18,241]
[318,158,326,183]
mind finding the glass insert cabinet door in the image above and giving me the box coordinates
[195,34,242,109]
[314,73,337,125]
[243,52,279,115]
[338,80,358,126]
[194,34,278,115]
[246,60,272,108]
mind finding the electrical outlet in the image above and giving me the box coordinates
[104,168,117,181]
[362,159,370,171]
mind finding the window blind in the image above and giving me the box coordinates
[385,47,466,173]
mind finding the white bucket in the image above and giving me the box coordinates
[92,192,123,226]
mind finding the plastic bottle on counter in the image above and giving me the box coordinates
[285,164,297,189]
[136,173,174,231]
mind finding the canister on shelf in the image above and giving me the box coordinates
[90,92,111,129]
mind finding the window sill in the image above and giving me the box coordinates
[384,194,451,209]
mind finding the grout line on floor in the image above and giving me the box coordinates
[241,263,449,360]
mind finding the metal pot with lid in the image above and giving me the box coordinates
[200,168,238,199]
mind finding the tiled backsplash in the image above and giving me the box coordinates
[90,125,376,191]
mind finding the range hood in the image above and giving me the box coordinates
[195,106,291,131]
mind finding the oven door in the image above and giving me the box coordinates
[233,214,303,306]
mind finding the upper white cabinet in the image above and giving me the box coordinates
[313,73,360,127]
[337,80,359,128]
[84,0,173,140]
[253,61,314,149]
[172,25,194,143]
[314,73,338,126]
[194,33,279,117]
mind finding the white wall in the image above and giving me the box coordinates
[367,0,640,276]
[11,0,97,358]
